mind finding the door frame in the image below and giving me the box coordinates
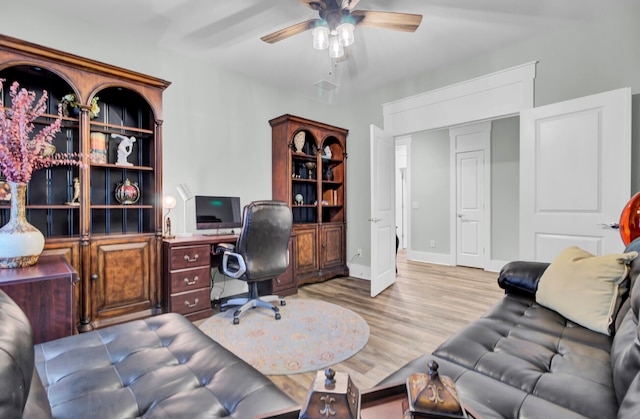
[395,136,411,249]
[382,62,535,270]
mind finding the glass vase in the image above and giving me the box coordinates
[0,182,45,268]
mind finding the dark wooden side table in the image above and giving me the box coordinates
[0,254,78,344]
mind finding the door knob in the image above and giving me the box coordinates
[598,222,620,230]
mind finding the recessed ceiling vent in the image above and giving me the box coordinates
[314,79,339,91]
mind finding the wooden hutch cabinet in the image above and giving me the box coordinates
[0,35,170,331]
[270,114,348,286]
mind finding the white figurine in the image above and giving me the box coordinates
[324,146,332,159]
[112,134,136,166]
[66,177,80,206]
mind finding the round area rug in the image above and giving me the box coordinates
[199,299,369,375]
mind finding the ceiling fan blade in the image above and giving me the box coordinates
[351,10,423,32]
[261,19,319,44]
[298,0,327,11]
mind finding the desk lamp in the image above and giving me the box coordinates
[176,184,194,237]
[163,195,176,239]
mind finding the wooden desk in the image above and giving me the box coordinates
[0,255,78,344]
[163,235,237,321]
[163,234,298,320]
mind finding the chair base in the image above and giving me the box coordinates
[220,282,285,325]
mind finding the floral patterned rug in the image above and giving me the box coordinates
[199,298,370,375]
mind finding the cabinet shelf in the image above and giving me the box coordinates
[292,153,316,161]
[90,121,154,135]
[91,163,154,171]
[90,205,154,209]
[26,205,80,209]
[0,204,80,210]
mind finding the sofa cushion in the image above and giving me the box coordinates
[611,269,640,405]
[537,246,637,335]
[34,313,297,419]
[377,293,618,418]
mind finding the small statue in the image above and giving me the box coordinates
[293,131,306,153]
[112,133,136,166]
[165,216,174,239]
[66,177,80,206]
[324,146,332,160]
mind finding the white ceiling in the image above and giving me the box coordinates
[43,0,634,104]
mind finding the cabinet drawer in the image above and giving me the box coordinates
[170,266,210,294]
[170,245,210,270]
[170,288,210,315]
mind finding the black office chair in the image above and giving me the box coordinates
[218,200,293,325]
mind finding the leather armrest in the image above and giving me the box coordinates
[221,251,246,279]
[497,261,549,297]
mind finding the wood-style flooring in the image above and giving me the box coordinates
[265,250,504,406]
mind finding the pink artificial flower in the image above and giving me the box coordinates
[0,80,85,184]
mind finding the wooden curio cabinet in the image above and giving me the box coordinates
[270,114,348,286]
[0,35,170,331]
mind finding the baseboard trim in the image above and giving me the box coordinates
[350,254,509,278]
[407,250,454,266]
[348,263,371,280]
[487,259,509,273]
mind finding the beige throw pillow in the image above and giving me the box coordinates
[537,246,637,335]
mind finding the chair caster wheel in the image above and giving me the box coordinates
[275,313,281,320]
[280,300,286,306]
[233,318,240,325]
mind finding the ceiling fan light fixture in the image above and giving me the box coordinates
[337,22,355,47]
[312,26,330,50]
[329,35,344,58]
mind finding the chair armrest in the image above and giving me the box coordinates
[215,243,236,254]
[221,251,246,279]
[497,261,550,297]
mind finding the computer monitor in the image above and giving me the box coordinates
[194,196,242,231]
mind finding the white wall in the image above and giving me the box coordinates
[410,130,450,254]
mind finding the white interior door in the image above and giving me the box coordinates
[450,122,490,268]
[520,88,631,261]
[456,150,484,268]
[370,124,396,297]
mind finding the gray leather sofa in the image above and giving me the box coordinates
[379,241,640,418]
[0,290,297,419]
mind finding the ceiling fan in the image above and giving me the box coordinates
[261,0,422,58]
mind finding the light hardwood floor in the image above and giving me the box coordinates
[265,250,504,406]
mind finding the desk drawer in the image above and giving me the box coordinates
[170,245,210,270]
[170,288,210,315]
[170,266,209,294]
